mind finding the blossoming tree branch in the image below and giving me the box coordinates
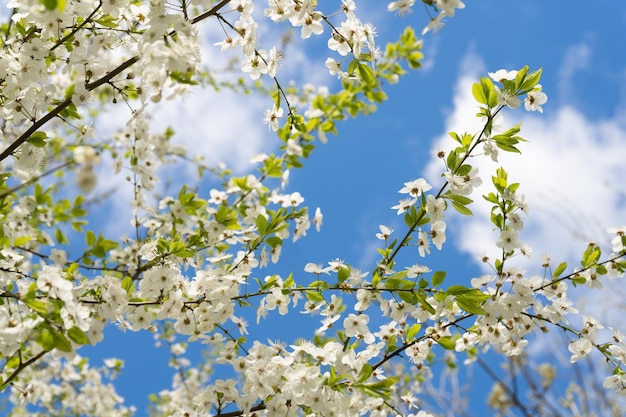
[0,0,624,415]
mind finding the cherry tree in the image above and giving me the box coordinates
[0,0,625,416]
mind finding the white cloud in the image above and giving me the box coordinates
[425,53,626,267]
[423,51,626,327]
[558,43,591,106]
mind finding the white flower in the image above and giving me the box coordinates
[444,167,482,195]
[391,198,417,214]
[263,107,283,131]
[607,226,626,253]
[71,82,91,106]
[399,178,432,197]
[455,332,478,352]
[313,207,323,232]
[568,338,593,362]
[304,263,330,275]
[431,220,446,250]
[387,0,415,15]
[241,53,267,80]
[422,14,446,35]
[14,143,44,173]
[375,225,393,240]
[426,195,446,222]
[325,58,345,78]
[436,0,465,17]
[417,230,430,257]
[495,86,521,108]
[488,69,518,83]
[343,313,370,337]
[286,138,302,156]
[496,229,522,252]
[37,266,73,302]
[603,373,626,390]
[406,264,430,278]
[73,145,100,165]
[76,166,98,194]
[299,11,324,39]
[525,89,548,112]
[354,289,374,312]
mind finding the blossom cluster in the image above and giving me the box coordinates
[1,0,626,415]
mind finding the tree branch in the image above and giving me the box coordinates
[0,0,233,163]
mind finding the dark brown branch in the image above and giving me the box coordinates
[0,350,47,391]
[51,2,102,52]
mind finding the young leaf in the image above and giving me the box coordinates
[437,336,455,350]
[432,271,446,287]
[552,262,567,278]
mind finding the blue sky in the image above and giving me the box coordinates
[19,1,626,415]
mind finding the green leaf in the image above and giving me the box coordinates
[38,327,72,352]
[272,89,281,111]
[447,194,473,205]
[456,296,486,315]
[357,62,377,87]
[572,275,587,287]
[416,291,435,314]
[51,328,73,352]
[28,131,48,147]
[514,66,529,90]
[347,59,359,76]
[283,273,295,289]
[66,263,78,278]
[121,276,133,293]
[356,363,373,383]
[437,336,455,350]
[451,201,473,216]
[360,376,399,398]
[581,244,601,268]
[171,243,194,258]
[14,235,31,246]
[370,273,380,288]
[398,291,417,304]
[446,285,474,295]
[446,149,459,171]
[170,71,198,85]
[25,299,50,315]
[40,0,57,11]
[552,262,567,278]
[483,192,499,204]
[38,328,56,351]
[448,132,462,144]
[67,326,90,345]
[406,323,421,340]
[305,290,324,303]
[472,77,497,108]
[86,230,96,246]
[452,288,489,315]
[472,82,487,105]
[519,68,542,93]
[456,164,472,176]
[432,271,446,287]
[215,205,240,229]
[337,266,351,283]
[95,14,119,29]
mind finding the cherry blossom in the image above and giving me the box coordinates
[0,1,624,415]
